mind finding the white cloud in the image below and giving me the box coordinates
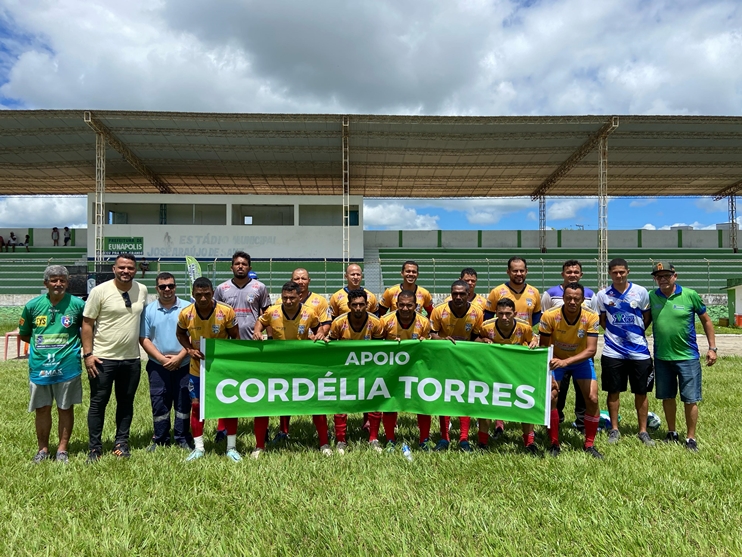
[694,197,727,213]
[366,197,535,226]
[547,199,597,221]
[0,196,86,228]
[363,202,439,230]
[641,223,656,230]
[629,199,656,208]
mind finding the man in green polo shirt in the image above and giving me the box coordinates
[648,262,717,452]
[18,265,85,464]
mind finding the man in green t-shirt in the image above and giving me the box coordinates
[648,262,717,452]
[19,265,85,464]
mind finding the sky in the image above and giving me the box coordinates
[0,0,740,230]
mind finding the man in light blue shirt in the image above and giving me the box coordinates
[139,272,192,450]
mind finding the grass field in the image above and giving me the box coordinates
[1,357,741,556]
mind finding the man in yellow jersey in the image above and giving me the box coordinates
[443,267,488,310]
[329,263,379,318]
[379,290,430,452]
[326,289,384,454]
[484,256,542,439]
[176,277,240,462]
[429,280,484,452]
[378,260,434,317]
[273,268,334,441]
[477,298,539,454]
[252,281,330,458]
[539,282,602,459]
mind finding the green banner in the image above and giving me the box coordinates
[201,340,552,425]
[104,236,143,255]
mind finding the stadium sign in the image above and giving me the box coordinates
[200,339,552,424]
[104,236,144,255]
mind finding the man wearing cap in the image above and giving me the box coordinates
[648,262,717,452]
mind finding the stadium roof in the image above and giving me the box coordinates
[0,110,741,199]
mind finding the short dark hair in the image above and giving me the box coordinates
[460,267,477,278]
[562,259,582,271]
[156,272,175,284]
[564,282,585,297]
[496,298,516,311]
[397,290,415,302]
[347,288,368,303]
[282,281,301,294]
[192,277,213,291]
[608,258,628,271]
[401,260,418,272]
[451,279,470,292]
[508,256,527,270]
[232,251,251,265]
[115,253,137,265]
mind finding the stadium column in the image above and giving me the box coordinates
[539,195,547,253]
[730,194,738,253]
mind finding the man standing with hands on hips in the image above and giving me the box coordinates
[81,253,148,462]
[648,262,717,452]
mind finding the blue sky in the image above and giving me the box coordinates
[0,1,740,230]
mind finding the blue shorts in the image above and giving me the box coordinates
[655,359,702,404]
[552,359,596,383]
[188,375,200,400]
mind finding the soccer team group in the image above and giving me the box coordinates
[19,251,717,464]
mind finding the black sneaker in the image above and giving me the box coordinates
[112,443,131,459]
[177,439,195,450]
[549,443,561,457]
[86,449,102,464]
[584,445,604,460]
[664,431,680,444]
[477,442,489,451]
[214,429,228,444]
[685,438,698,452]
[524,444,541,457]
[491,426,505,440]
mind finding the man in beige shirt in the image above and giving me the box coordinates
[82,253,148,462]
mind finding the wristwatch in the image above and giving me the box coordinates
[82,352,93,358]
[708,347,718,352]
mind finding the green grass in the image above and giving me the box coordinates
[1,358,741,556]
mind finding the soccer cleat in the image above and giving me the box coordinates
[112,443,131,459]
[584,446,604,460]
[225,448,242,462]
[685,438,698,452]
[55,451,69,464]
[638,432,656,447]
[491,426,505,440]
[549,444,561,457]
[607,429,621,444]
[86,449,102,464]
[271,432,289,445]
[178,439,195,450]
[32,449,49,464]
[369,440,383,453]
[459,440,474,453]
[419,438,433,452]
[477,442,489,451]
[434,439,450,452]
[185,449,205,461]
[250,448,263,460]
[384,441,396,454]
[336,442,347,455]
[664,431,680,443]
[320,444,333,456]
[524,444,541,457]
[214,429,227,444]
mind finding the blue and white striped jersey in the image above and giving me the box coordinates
[595,282,650,360]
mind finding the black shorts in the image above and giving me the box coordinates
[601,356,654,395]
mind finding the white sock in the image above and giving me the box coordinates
[194,436,205,451]
[227,434,237,450]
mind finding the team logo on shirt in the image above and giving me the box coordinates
[298,325,306,335]
[61,316,72,328]
[465,323,473,332]
[577,329,585,338]
[247,295,255,303]
[212,325,220,334]
[526,299,533,307]
[35,316,47,327]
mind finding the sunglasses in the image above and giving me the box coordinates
[122,291,132,308]
[157,283,176,291]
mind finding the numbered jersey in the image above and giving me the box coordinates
[380,311,431,340]
[258,304,320,340]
